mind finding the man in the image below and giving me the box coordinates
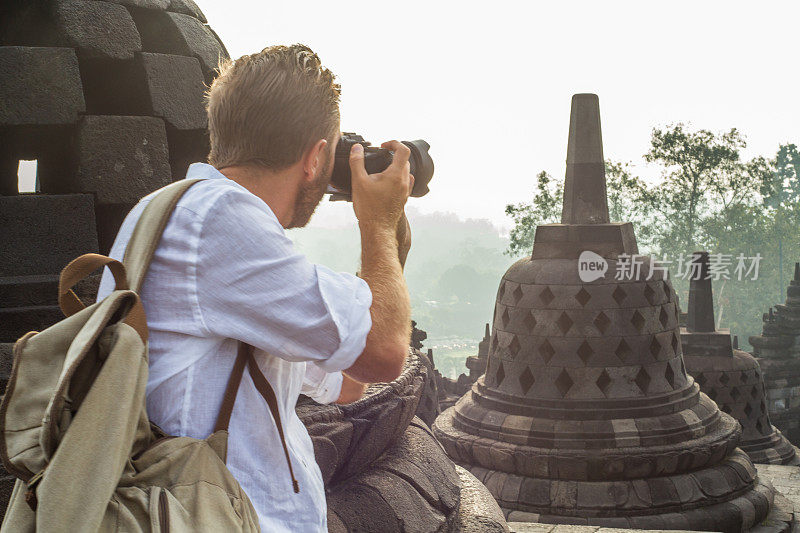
[97,44,412,532]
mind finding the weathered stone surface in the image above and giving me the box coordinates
[67,115,172,205]
[0,194,98,277]
[325,420,462,533]
[0,1,141,60]
[561,94,608,225]
[138,52,207,130]
[415,350,441,426]
[449,465,509,532]
[433,94,774,529]
[167,0,207,23]
[104,0,170,10]
[0,47,85,126]
[0,273,99,310]
[682,252,799,466]
[130,8,228,81]
[0,342,14,394]
[751,263,800,446]
[298,352,425,484]
[0,305,62,342]
[56,1,140,60]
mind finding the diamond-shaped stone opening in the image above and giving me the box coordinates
[696,373,707,387]
[512,285,524,304]
[615,339,632,363]
[680,358,686,376]
[707,388,717,400]
[738,372,748,384]
[649,336,661,358]
[631,310,646,332]
[556,312,574,334]
[540,287,555,306]
[750,385,759,399]
[662,281,671,300]
[508,335,521,357]
[539,340,556,364]
[519,366,535,395]
[644,284,656,305]
[634,367,651,394]
[575,288,591,307]
[596,369,612,396]
[501,308,511,327]
[659,307,669,328]
[491,334,499,353]
[577,341,593,364]
[730,387,741,401]
[497,283,506,301]
[665,362,675,389]
[719,373,730,385]
[671,332,679,354]
[496,361,506,385]
[756,419,766,434]
[743,402,753,418]
[555,368,573,397]
[612,286,627,305]
[594,312,610,334]
[524,311,537,332]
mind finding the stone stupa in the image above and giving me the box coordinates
[750,264,800,445]
[680,252,799,466]
[433,94,775,531]
[466,324,491,382]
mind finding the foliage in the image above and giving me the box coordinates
[504,171,562,256]
[506,123,800,350]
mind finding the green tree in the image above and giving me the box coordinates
[504,171,562,256]
[642,124,751,253]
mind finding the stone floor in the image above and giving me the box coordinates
[508,464,800,533]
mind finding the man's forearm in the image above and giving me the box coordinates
[336,373,367,404]
[357,224,411,380]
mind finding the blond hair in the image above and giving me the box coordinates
[207,44,341,170]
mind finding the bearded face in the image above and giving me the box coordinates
[286,143,334,229]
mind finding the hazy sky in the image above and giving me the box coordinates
[21,1,799,230]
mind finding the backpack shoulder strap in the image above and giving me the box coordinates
[122,179,204,293]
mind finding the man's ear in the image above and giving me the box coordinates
[302,139,328,182]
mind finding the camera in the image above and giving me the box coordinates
[328,133,434,200]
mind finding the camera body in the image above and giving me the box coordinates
[328,133,434,200]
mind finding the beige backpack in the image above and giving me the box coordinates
[0,179,298,532]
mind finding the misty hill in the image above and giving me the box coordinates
[288,208,510,346]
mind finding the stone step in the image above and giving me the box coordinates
[0,274,59,308]
[0,305,62,342]
[0,343,13,395]
[0,194,98,278]
[0,272,102,310]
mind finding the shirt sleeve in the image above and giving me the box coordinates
[301,362,343,404]
[194,187,372,373]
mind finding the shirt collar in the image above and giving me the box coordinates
[186,162,228,180]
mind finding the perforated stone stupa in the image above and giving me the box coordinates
[681,252,798,466]
[750,264,800,445]
[433,94,776,531]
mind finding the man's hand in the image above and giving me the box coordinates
[350,141,413,231]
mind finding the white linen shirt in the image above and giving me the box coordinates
[97,163,372,532]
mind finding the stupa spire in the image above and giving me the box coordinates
[561,93,609,224]
[686,251,716,332]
